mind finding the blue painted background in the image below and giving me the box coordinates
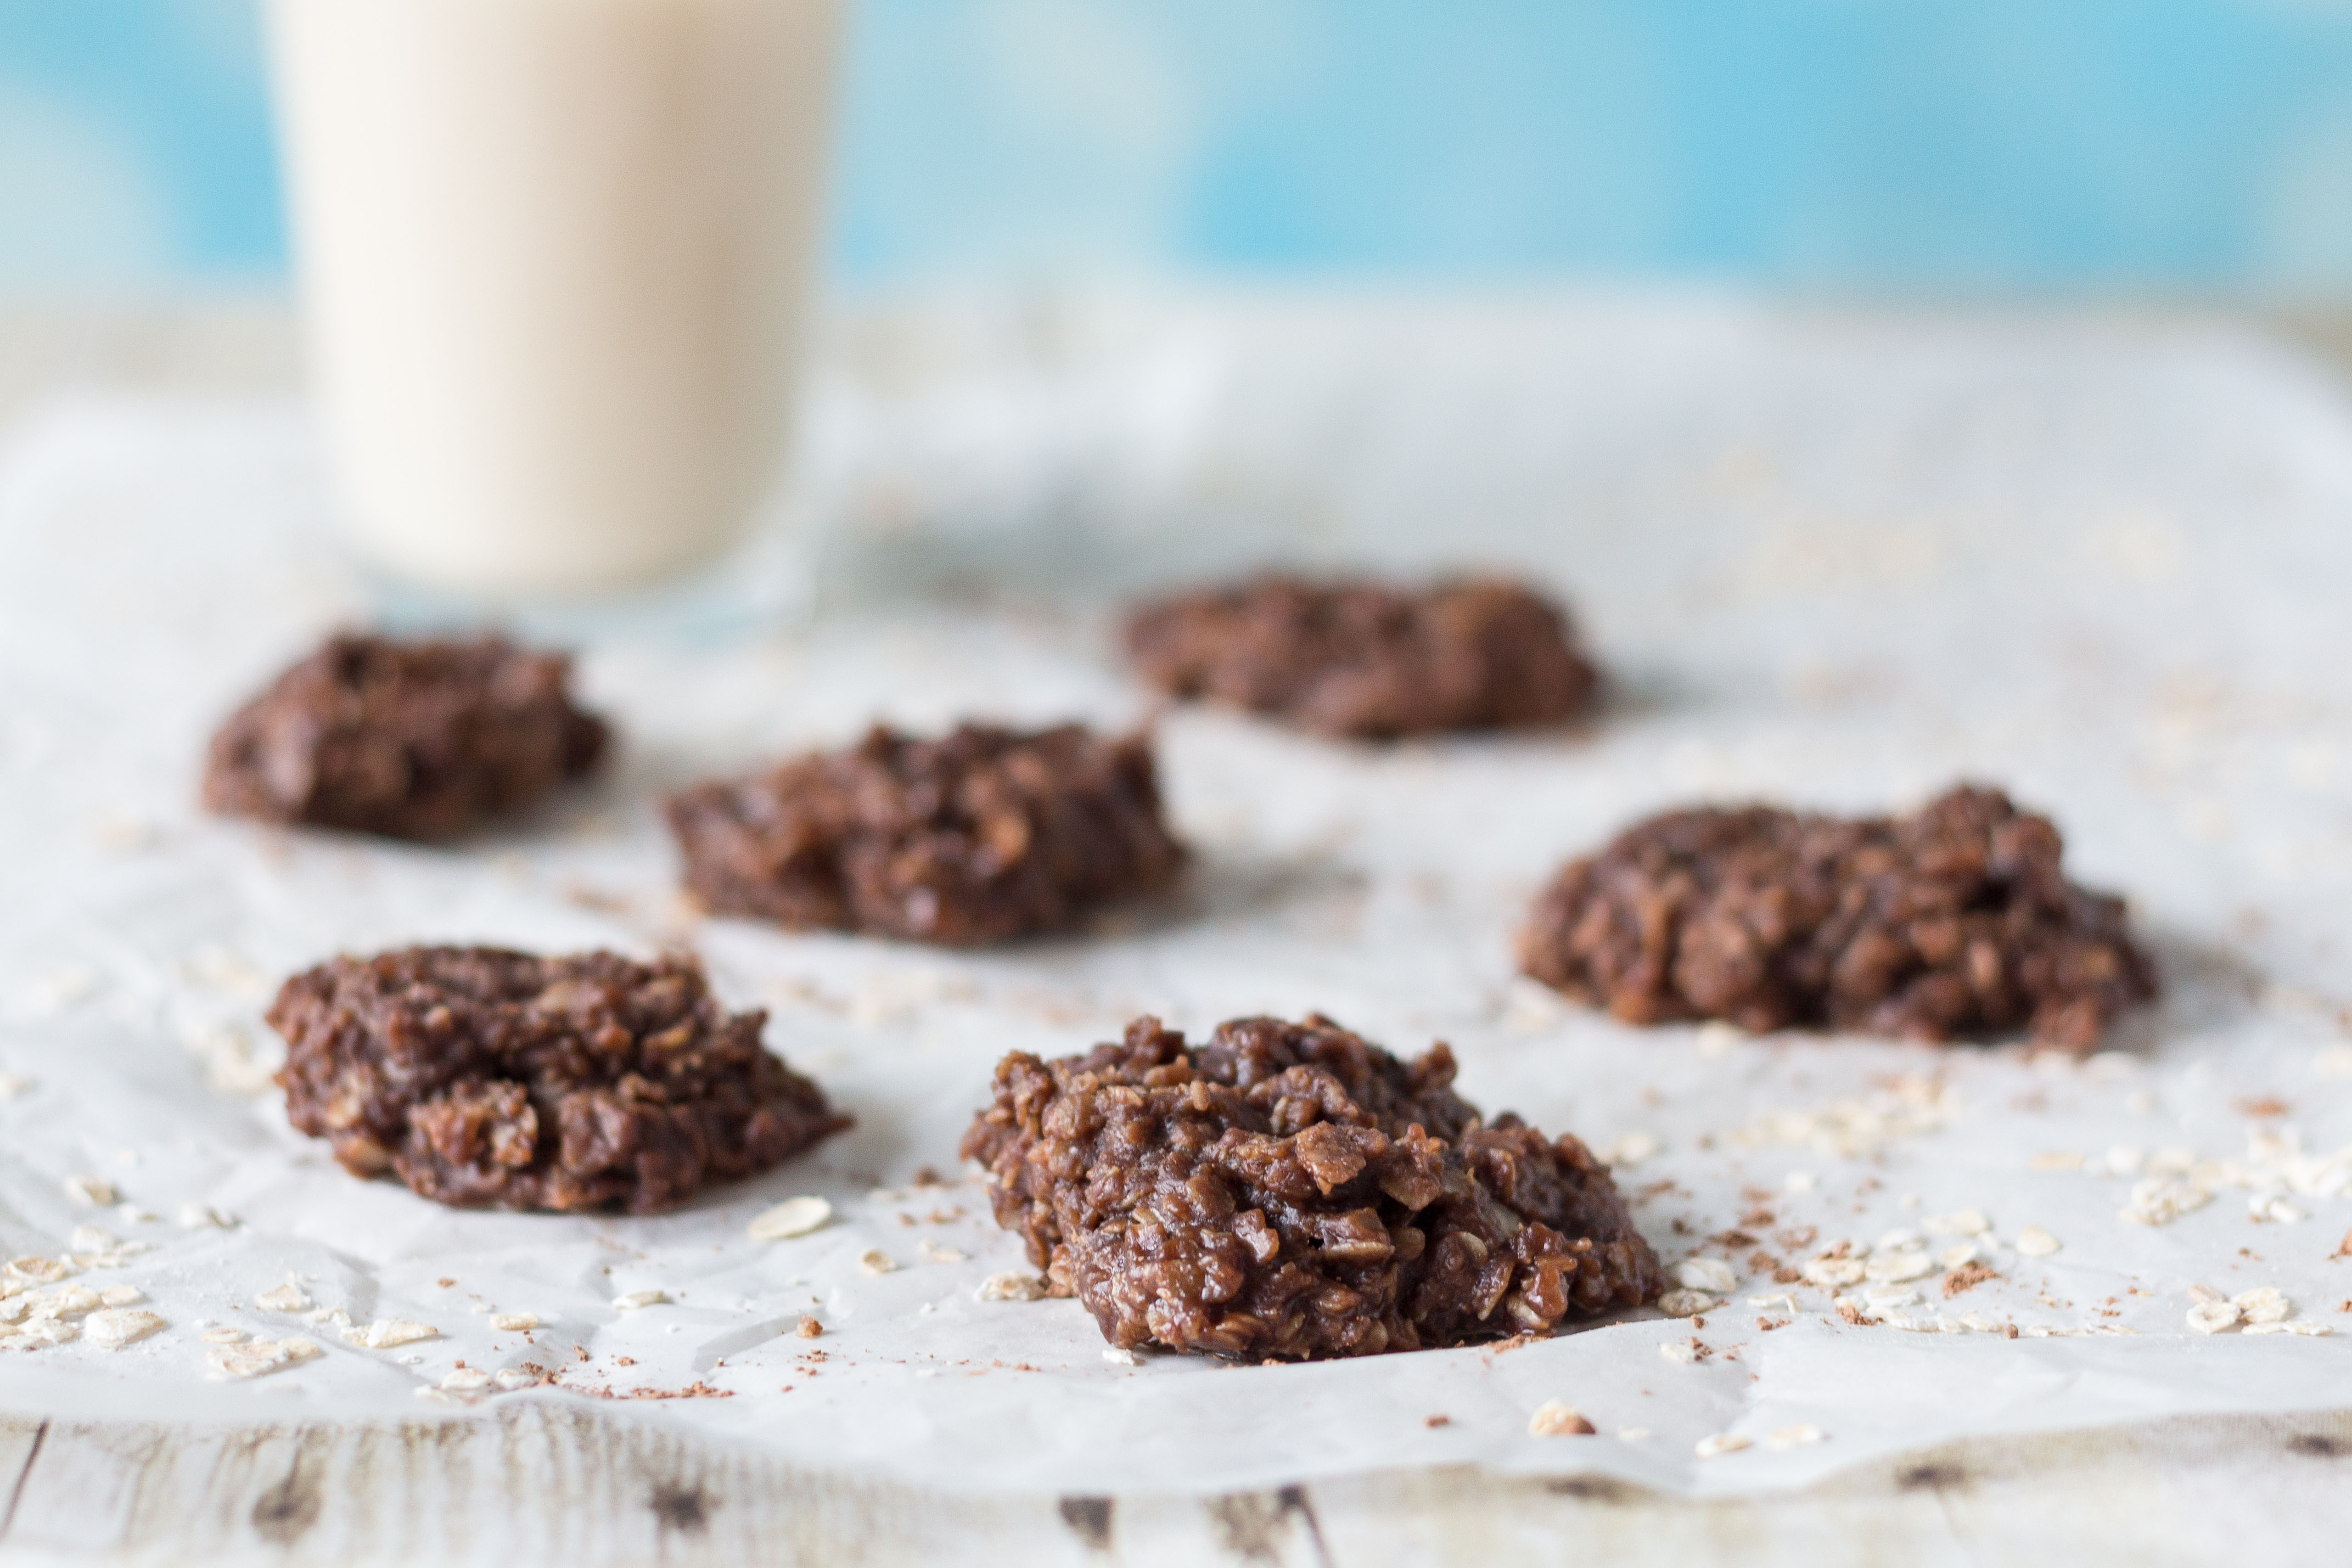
[7,0,2352,293]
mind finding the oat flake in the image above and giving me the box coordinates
[84,1309,164,1350]
[974,1272,1048,1303]
[1527,1400,1596,1437]
[747,1196,832,1242]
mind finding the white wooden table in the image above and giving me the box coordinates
[5,299,2352,1567]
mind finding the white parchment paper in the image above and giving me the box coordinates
[5,295,2352,1498]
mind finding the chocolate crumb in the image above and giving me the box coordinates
[1942,1262,2000,1297]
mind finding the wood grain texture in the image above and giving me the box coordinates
[1,1403,2349,1566]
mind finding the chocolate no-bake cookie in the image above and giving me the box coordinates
[961,1014,1661,1360]
[1517,785,2156,1051]
[665,723,1184,946]
[203,632,607,841]
[1122,575,1599,739]
[270,946,848,1212]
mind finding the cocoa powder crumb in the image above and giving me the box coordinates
[1941,1262,2000,1297]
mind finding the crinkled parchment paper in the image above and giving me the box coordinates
[5,297,2352,1498]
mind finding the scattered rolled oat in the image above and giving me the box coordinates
[41,1285,101,1317]
[1671,1258,1738,1293]
[1,1317,79,1349]
[1659,1341,1700,1365]
[1607,1130,1662,1167]
[489,1313,539,1332]
[974,1271,1049,1303]
[1657,1289,1716,1318]
[1102,1347,1140,1366]
[343,1319,438,1349]
[1938,1243,1978,1269]
[1732,1077,1955,1161]
[68,1225,126,1258]
[1802,1257,1865,1289]
[440,1367,493,1392]
[178,1204,235,1229]
[2120,1177,2210,1226]
[1527,1400,1597,1437]
[84,1308,164,1350]
[1694,1433,1751,1459]
[2233,1287,2292,1325]
[858,1249,898,1276]
[2187,1301,2241,1334]
[206,1336,321,1380]
[98,1285,142,1307]
[202,1326,247,1344]
[1617,1427,1653,1442]
[918,1240,967,1264]
[1748,1293,1799,1312]
[8,1257,70,1284]
[254,1281,312,1314]
[612,1289,668,1311]
[747,1196,832,1242]
[63,1175,116,1206]
[1767,1424,1825,1449]
[494,1368,542,1390]
[2245,1321,2332,1337]
[2030,1152,2086,1172]
[1864,1251,1933,1284]
[1784,1171,1818,1194]
[1925,1209,1990,1237]
[0,1073,31,1099]
[2013,1226,2061,1258]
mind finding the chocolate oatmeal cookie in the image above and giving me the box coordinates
[665,723,1184,946]
[1122,575,1599,738]
[203,632,607,841]
[270,947,848,1212]
[961,1014,1661,1360]
[1517,785,2156,1050]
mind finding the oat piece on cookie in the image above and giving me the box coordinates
[1517,785,2156,1050]
[270,947,848,1212]
[203,632,607,840]
[961,1014,1661,1360]
[665,723,1184,946]
[1122,576,1599,739]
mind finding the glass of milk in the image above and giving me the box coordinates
[265,0,840,603]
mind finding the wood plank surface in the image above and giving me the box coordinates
[2,1402,2349,1566]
